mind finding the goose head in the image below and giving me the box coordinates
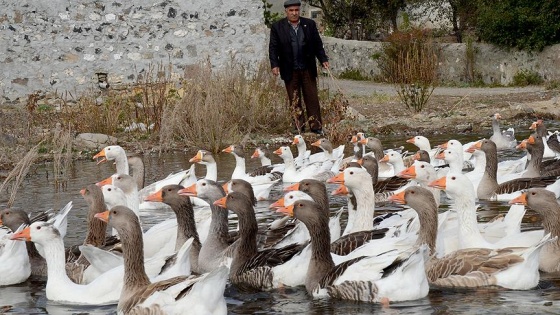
[311,138,333,154]
[97,174,137,194]
[270,191,313,209]
[94,206,139,233]
[251,147,269,159]
[428,173,475,199]
[358,155,378,174]
[388,186,438,211]
[509,188,559,216]
[380,150,402,165]
[178,179,225,201]
[277,199,324,226]
[213,191,254,216]
[398,161,436,182]
[144,184,184,203]
[327,167,371,191]
[331,184,349,196]
[292,135,306,148]
[413,150,431,163]
[273,146,294,160]
[222,144,245,159]
[92,145,126,165]
[10,222,60,245]
[81,184,105,207]
[0,209,31,232]
[189,150,215,165]
[222,179,256,206]
[101,184,127,209]
[407,135,430,151]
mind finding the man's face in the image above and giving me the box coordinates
[285,6,300,23]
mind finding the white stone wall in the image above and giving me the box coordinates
[0,0,268,101]
[323,37,560,85]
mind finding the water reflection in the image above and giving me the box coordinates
[1,132,559,314]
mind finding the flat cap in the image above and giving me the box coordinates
[284,0,301,8]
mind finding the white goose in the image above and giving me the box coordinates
[222,144,281,200]
[389,186,552,290]
[428,173,544,252]
[273,146,321,183]
[406,135,441,166]
[0,225,31,286]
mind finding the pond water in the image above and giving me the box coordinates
[1,131,559,314]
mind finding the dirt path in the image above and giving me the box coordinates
[319,79,560,136]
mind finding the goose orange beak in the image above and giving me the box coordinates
[350,135,358,144]
[251,149,260,159]
[0,217,3,225]
[529,121,537,130]
[332,185,349,196]
[435,151,446,160]
[213,196,227,208]
[527,135,536,144]
[189,151,203,163]
[222,145,233,153]
[388,191,407,204]
[406,137,415,144]
[269,197,285,209]
[145,189,164,202]
[380,154,390,162]
[94,210,110,223]
[311,140,321,147]
[397,165,416,179]
[428,177,447,189]
[178,183,197,197]
[516,139,527,150]
[10,226,31,241]
[80,188,86,196]
[509,193,528,205]
[292,137,300,145]
[412,152,421,160]
[273,147,283,155]
[222,182,230,194]
[93,149,107,165]
[284,182,300,192]
[466,141,482,153]
[96,176,113,187]
[327,172,344,184]
[276,204,294,216]
[359,138,367,145]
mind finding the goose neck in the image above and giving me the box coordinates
[205,162,218,181]
[171,198,201,252]
[453,194,487,247]
[115,155,129,175]
[42,237,75,285]
[350,186,375,232]
[415,203,438,253]
[491,118,501,135]
[120,223,151,290]
[232,155,247,179]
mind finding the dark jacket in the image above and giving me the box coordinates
[269,17,328,82]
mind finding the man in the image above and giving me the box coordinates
[269,0,329,135]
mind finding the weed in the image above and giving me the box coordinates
[338,69,370,81]
[511,70,544,86]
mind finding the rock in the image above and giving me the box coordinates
[475,103,488,109]
[74,133,117,150]
[0,133,18,146]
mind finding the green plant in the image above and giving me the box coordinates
[262,0,281,28]
[545,80,560,90]
[477,0,560,51]
[378,28,439,112]
[338,69,370,81]
[511,70,544,86]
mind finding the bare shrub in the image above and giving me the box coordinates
[159,61,290,153]
[52,126,73,192]
[378,28,439,112]
[0,144,39,206]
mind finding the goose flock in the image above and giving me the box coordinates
[1,114,560,313]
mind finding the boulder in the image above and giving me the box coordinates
[74,133,117,150]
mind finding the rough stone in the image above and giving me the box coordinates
[73,133,117,150]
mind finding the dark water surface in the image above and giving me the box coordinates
[1,132,559,314]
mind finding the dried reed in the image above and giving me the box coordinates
[0,143,40,206]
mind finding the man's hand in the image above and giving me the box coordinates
[322,62,329,69]
[272,67,280,76]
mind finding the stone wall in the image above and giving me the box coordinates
[323,36,560,85]
[0,0,268,102]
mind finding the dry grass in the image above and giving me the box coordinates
[159,61,291,153]
[0,144,39,206]
[52,127,73,192]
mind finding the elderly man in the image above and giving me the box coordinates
[269,0,329,135]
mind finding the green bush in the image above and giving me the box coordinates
[477,0,560,51]
[511,70,544,86]
[338,69,370,81]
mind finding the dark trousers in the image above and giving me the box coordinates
[285,69,322,131]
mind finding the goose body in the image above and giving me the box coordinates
[489,113,516,150]
[0,225,31,285]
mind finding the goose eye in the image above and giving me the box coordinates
[117,176,121,180]
[349,171,354,175]
[411,191,415,194]
[36,226,41,230]
[107,148,111,151]
[202,183,206,186]
[451,176,456,180]
[108,188,112,191]
[420,165,425,168]
[113,210,117,214]
[531,192,536,196]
